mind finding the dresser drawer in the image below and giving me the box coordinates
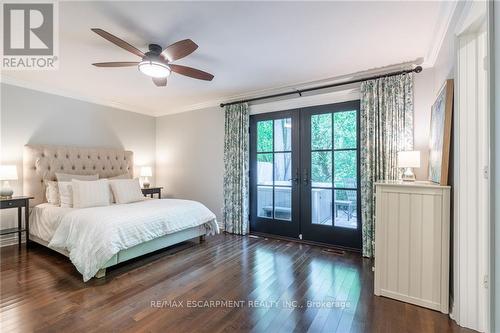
[0,200,25,209]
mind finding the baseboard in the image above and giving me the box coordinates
[450,298,456,321]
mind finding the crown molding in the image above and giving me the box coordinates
[0,74,156,117]
[423,1,459,68]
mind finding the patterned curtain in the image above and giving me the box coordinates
[360,73,414,257]
[223,103,250,235]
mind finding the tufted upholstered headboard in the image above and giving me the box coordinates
[23,145,134,206]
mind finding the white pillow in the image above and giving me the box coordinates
[72,179,111,208]
[45,180,60,205]
[55,173,98,182]
[58,182,73,208]
[100,174,131,203]
[109,179,144,204]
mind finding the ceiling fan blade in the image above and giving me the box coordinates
[169,64,214,81]
[160,39,198,62]
[91,28,144,58]
[152,77,168,87]
[92,62,139,67]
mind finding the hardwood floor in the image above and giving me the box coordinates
[0,234,474,333]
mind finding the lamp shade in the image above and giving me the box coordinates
[140,166,152,177]
[398,151,420,168]
[0,165,18,180]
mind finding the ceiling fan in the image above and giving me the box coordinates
[91,28,214,87]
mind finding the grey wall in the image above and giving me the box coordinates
[155,106,224,224]
[0,83,156,243]
[413,68,436,181]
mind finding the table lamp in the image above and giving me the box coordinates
[398,151,420,181]
[0,165,18,198]
[140,166,152,188]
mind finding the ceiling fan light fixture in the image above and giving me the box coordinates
[138,60,171,78]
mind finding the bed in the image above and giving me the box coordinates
[23,145,218,281]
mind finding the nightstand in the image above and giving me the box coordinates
[0,196,33,248]
[141,187,163,199]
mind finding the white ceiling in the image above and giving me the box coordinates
[2,1,447,116]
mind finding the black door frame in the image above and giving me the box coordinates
[249,101,362,251]
[299,100,362,249]
[249,109,301,238]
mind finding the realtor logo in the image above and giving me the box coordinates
[2,2,58,69]
[4,3,53,55]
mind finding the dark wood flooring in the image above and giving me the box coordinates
[0,234,474,333]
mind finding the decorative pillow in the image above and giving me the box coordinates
[55,173,98,182]
[45,180,60,205]
[72,179,111,209]
[109,179,144,204]
[58,182,73,208]
[100,174,131,203]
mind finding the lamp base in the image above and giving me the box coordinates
[0,181,13,198]
[142,177,150,188]
[401,167,416,182]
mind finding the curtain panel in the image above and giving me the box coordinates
[223,103,250,235]
[360,73,414,257]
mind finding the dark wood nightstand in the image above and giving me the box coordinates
[0,196,33,248]
[141,187,163,199]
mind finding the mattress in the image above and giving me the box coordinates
[30,203,73,243]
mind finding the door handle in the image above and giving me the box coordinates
[288,168,300,184]
[303,169,309,185]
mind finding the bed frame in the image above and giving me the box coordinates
[23,144,206,279]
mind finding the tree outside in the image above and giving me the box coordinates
[257,111,357,191]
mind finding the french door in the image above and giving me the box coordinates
[249,110,300,238]
[250,101,362,250]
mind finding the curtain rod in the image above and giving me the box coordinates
[220,65,422,108]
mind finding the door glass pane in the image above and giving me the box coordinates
[257,186,273,218]
[311,188,332,225]
[257,153,273,185]
[274,118,292,152]
[257,120,273,152]
[311,113,332,150]
[311,151,332,187]
[334,111,357,149]
[334,190,357,228]
[274,187,291,221]
[334,150,357,188]
[274,152,291,186]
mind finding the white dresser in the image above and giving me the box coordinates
[374,181,450,313]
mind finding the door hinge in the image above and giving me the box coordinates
[483,165,489,180]
[299,234,303,240]
[483,274,488,289]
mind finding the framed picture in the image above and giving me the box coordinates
[428,79,453,185]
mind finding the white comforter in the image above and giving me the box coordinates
[48,199,218,281]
